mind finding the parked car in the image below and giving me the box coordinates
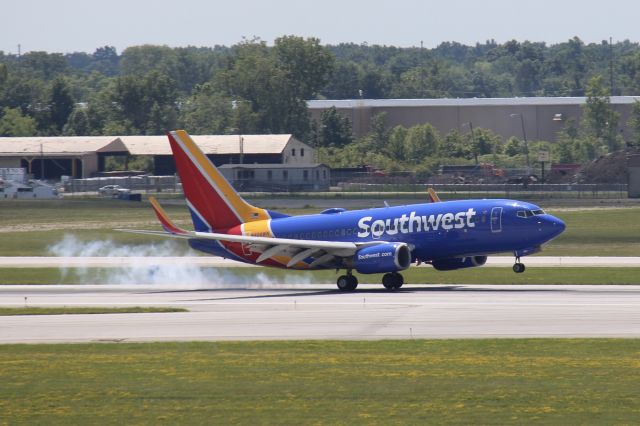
[98,184,131,197]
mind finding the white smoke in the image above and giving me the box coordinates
[48,235,319,288]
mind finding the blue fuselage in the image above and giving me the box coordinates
[190,199,565,268]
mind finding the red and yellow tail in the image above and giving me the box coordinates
[168,130,269,232]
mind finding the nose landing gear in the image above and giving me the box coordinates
[512,255,526,273]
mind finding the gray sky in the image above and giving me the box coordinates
[2,0,638,54]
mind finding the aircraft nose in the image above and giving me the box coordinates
[544,214,566,239]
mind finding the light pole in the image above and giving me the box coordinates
[510,113,530,170]
[462,122,478,165]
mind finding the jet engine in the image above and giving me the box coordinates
[354,242,411,274]
[431,255,488,271]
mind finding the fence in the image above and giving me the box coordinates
[61,175,629,200]
[63,175,181,193]
[335,183,629,199]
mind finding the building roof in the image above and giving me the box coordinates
[308,96,640,109]
[0,134,298,156]
[0,136,126,157]
[121,134,296,155]
[219,163,328,169]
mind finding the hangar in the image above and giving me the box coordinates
[308,96,640,142]
[0,134,314,179]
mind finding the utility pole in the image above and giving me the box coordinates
[609,37,614,95]
[40,143,44,179]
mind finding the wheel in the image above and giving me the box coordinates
[512,263,526,273]
[382,273,395,289]
[395,273,404,289]
[382,272,404,290]
[346,275,358,291]
[337,275,350,291]
[337,275,358,291]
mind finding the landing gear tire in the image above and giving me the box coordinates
[513,263,526,273]
[382,272,404,290]
[337,274,358,291]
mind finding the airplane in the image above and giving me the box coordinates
[121,130,566,291]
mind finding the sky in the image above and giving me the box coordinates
[2,0,639,54]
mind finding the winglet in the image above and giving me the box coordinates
[427,187,441,203]
[149,196,188,235]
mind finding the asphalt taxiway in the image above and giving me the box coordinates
[2,284,640,343]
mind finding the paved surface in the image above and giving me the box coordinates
[2,256,640,268]
[2,284,640,343]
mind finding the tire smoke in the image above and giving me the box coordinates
[48,235,317,288]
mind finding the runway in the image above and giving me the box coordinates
[2,284,640,343]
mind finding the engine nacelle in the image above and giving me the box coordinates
[354,242,411,274]
[431,255,487,271]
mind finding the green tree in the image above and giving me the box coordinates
[386,125,408,161]
[216,37,334,139]
[317,107,353,148]
[583,75,620,152]
[0,107,37,136]
[180,83,233,134]
[627,100,640,149]
[369,112,389,151]
[440,129,469,158]
[107,71,178,134]
[49,77,75,133]
[62,107,90,135]
[405,124,440,163]
[555,118,580,163]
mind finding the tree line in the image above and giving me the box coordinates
[1,36,640,173]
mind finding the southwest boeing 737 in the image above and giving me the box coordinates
[123,130,566,291]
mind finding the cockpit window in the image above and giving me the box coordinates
[532,209,545,215]
[517,210,536,218]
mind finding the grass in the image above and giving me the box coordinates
[0,339,639,424]
[543,207,640,256]
[1,266,639,285]
[0,307,187,315]
[1,199,639,256]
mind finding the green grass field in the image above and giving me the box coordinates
[1,266,639,285]
[1,339,639,424]
[0,199,639,256]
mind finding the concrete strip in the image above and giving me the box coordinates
[1,284,640,343]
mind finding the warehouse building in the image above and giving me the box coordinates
[0,134,315,179]
[308,96,640,142]
[219,164,331,191]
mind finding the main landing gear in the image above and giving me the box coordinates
[512,256,526,273]
[337,271,358,291]
[335,271,405,291]
[382,272,404,290]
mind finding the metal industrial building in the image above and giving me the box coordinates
[219,164,331,191]
[308,96,640,142]
[0,134,315,179]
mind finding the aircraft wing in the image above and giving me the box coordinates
[120,196,384,268]
[117,228,383,267]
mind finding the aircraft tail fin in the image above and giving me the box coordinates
[167,130,270,232]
